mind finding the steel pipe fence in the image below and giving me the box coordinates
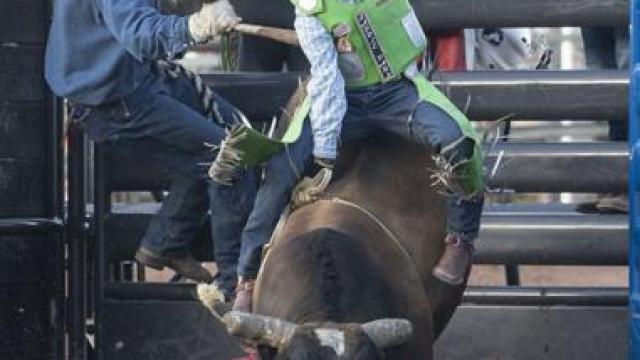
[629,0,640,356]
[200,71,629,122]
[68,1,634,358]
[162,0,629,27]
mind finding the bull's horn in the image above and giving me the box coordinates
[361,319,413,349]
[223,311,297,348]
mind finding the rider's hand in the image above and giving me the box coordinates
[291,157,335,209]
[188,0,241,43]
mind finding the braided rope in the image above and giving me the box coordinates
[153,60,255,183]
[154,59,221,123]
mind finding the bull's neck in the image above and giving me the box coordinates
[324,135,447,288]
[326,135,446,242]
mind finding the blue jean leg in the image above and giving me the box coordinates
[209,168,259,294]
[237,121,314,279]
[366,80,484,241]
[83,73,255,257]
[236,91,381,279]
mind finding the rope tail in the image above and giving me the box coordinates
[208,124,247,185]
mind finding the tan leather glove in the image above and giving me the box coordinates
[188,0,241,43]
[291,158,335,209]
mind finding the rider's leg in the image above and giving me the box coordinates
[233,121,314,312]
[370,79,484,285]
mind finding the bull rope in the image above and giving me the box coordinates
[327,198,412,263]
[258,197,419,285]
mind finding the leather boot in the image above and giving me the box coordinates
[432,234,474,285]
[135,247,213,283]
[596,193,629,213]
[232,278,255,313]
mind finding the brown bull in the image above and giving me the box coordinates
[219,132,468,359]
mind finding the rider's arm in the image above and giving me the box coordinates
[294,12,347,161]
[96,0,193,61]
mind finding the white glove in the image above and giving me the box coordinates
[291,167,333,210]
[188,0,241,43]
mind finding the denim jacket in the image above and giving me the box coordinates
[45,0,194,106]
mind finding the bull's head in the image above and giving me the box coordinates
[223,311,413,359]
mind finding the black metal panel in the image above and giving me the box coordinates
[0,103,48,217]
[0,0,47,44]
[104,283,197,301]
[436,70,628,121]
[477,214,627,265]
[66,124,89,360]
[0,46,45,102]
[199,71,629,122]
[0,284,58,360]
[0,158,47,217]
[0,103,46,158]
[487,142,628,193]
[0,1,64,359]
[434,305,627,360]
[164,0,629,27]
[98,300,244,360]
[0,235,61,284]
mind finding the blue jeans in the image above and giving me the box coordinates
[77,70,257,260]
[239,78,484,279]
[342,79,484,242]
[582,26,629,141]
[229,121,314,279]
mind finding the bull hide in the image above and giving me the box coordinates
[252,134,468,359]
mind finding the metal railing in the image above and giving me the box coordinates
[629,0,639,356]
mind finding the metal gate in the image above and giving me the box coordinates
[629,0,639,357]
[57,0,633,359]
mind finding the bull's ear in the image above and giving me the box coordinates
[223,311,298,349]
[361,319,413,349]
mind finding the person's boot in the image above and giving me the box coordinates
[432,234,474,285]
[576,193,628,214]
[596,193,628,214]
[135,247,213,283]
[232,278,255,313]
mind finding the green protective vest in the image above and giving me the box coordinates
[223,0,484,195]
[293,0,427,87]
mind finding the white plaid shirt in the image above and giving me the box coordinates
[294,13,347,160]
